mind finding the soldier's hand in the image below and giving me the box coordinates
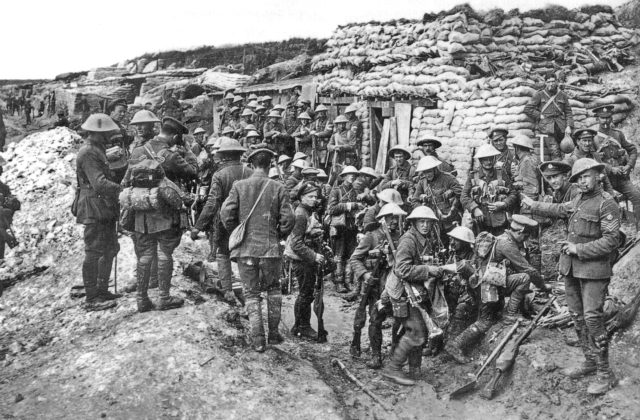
[622,165,632,176]
[610,166,622,176]
[428,266,444,278]
[473,208,484,222]
[315,253,326,265]
[391,179,401,186]
[520,194,534,207]
[190,228,200,241]
[559,241,577,256]
[487,201,505,212]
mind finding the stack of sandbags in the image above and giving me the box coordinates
[351,102,371,167]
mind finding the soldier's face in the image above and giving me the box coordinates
[451,238,463,251]
[546,80,558,93]
[577,170,598,193]
[480,157,494,170]
[546,173,568,191]
[394,153,406,166]
[423,143,436,154]
[111,105,126,122]
[425,169,436,182]
[343,174,355,184]
[492,135,506,151]
[413,219,431,236]
[301,191,318,208]
[598,116,612,128]
[136,123,154,137]
[385,215,399,231]
[577,137,593,153]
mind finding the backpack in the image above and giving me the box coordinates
[129,145,165,188]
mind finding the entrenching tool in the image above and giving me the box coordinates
[480,296,556,400]
[331,358,391,412]
[448,320,520,399]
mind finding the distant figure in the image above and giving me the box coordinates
[0,108,6,150]
[23,100,32,125]
[52,110,70,129]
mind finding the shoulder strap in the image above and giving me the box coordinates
[540,92,560,115]
[242,180,270,223]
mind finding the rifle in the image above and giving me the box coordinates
[327,148,339,186]
[480,296,556,400]
[311,134,319,168]
[313,243,333,343]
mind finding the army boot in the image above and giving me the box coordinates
[444,325,483,364]
[246,298,266,352]
[333,262,348,294]
[266,290,284,344]
[366,352,383,369]
[382,340,415,386]
[408,346,423,380]
[83,288,117,312]
[136,265,155,313]
[217,254,236,304]
[350,331,362,358]
[587,335,618,395]
[502,293,524,324]
[149,255,159,289]
[157,272,184,311]
[561,322,596,379]
[96,278,122,300]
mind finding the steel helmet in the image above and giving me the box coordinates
[81,113,119,132]
[222,126,235,136]
[244,124,256,131]
[193,127,206,135]
[475,143,501,159]
[315,104,328,112]
[345,103,358,113]
[447,226,475,244]
[316,168,328,179]
[216,137,247,154]
[278,154,292,164]
[232,95,243,103]
[261,95,272,101]
[407,205,438,221]
[302,167,319,176]
[273,104,285,111]
[248,93,258,101]
[255,105,266,112]
[247,100,258,108]
[224,92,235,100]
[206,136,220,148]
[334,115,349,124]
[359,166,379,178]
[267,110,281,118]
[489,125,509,138]
[229,106,240,114]
[569,158,605,182]
[389,145,412,160]
[241,108,254,117]
[416,136,442,148]
[268,167,280,179]
[129,109,160,125]
[246,130,260,138]
[293,151,308,161]
[376,202,407,219]
[291,159,307,169]
[416,155,442,172]
[340,165,359,176]
[376,188,403,205]
[510,135,533,150]
[297,112,311,120]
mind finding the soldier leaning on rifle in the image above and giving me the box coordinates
[444,215,542,364]
[349,203,405,367]
[192,138,252,305]
[524,73,574,160]
[122,117,197,311]
[328,115,359,175]
[344,104,363,146]
[220,148,295,352]
[74,114,123,312]
[379,146,415,206]
[382,206,444,386]
[488,126,516,177]
[217,92,234,132]
[310,104,333,167]
[461,144,518,236]
[521,158,621,395]
[593,105,640,231]
[411,155,462,236]
[285,182,327,341]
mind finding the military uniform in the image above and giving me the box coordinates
[379,161,416,205]
[0,108,6,150]
[311,116,333,167]
[327,183,361,290]
[412,149,456,174]
[564,147,614,193]
[263,120,294,156]
[0,176,20,260]
[496,148,516,178]
[524,88,574,159]
[412,170,462,231]
[328,128,360,170]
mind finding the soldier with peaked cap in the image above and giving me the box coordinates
[311,104,334,167]
[379,145,415,205]
[327,166,365,293]
[220,148,295,352]
[412,155,462,235]
[524,73,574,160]
[461,144,518,236]
[75,114,123,311]
[488,126,516,177]
[522,158,621,395]
[349,203,406,366]
[445,214,542,364]
[382,206,444,386]
[592,105,640,230]
[539,161,580,204]
[193,138,252,305]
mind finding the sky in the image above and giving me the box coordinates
[2,0,630,79]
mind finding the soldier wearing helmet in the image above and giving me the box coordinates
[382,206,444,386]
[128,109,160,151]
[414,136,456,175]
[328,112,360,177]
[344,103,363,146]
[75,113,123,312]
[521,158,621,395]
[379,146,415,205]
[461,144,518,235]
[193,138,252,306]
[362,188,403,233]
[292,112,313,159]
[52,109,70,129]
[564,129,614,193]
[445,214,542,364]
[284,159,306,201]
[191,127,207,156]
[443,226,477,330]
[412,155,462,236]
[349,203,406,368]
[309,104,334,167]
[263,110,294,156]
[593,105,640,230]
[216,91,236,132]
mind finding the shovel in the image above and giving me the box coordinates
[448,319,520,399]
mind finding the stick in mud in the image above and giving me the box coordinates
[331,358,392,412]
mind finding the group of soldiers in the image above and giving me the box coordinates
[72,78,638,398]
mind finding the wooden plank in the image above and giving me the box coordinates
[395,103,412,147]
[301,82,317,108]
[369,107,377,168]
[389,117,398,149]
[375,119,391,173]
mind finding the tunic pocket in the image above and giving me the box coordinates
[576,213,600,238]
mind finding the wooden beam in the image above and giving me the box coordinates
[395,103,412,147]
[375,119,391,173]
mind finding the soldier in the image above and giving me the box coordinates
[244,130,262,150]
[564,129,614,193]
[292,112,313,157]
[344,104,363,146]
[123,117,197,311]
[52,109,70,129]
[75,114,122,311]
[412,155,462,235]
[414,137,456,175]
[461,144,518,236]
[284,159,305,199]
[349,203,406,365]
[283,103,298,134]
[328,115,359,175]
[105,99,133,183]
[217,91,235,132]
[310,104,333,168]
[255,105,267,131]
[444,215,541,364]
[23,99,32,125]
[258,95,273,113]
[296,99,315,120]
[278,154,292,175]
[382,206,444,386]
[220,148,295,352]
[592,105,640,230]
[225,107,241,135]
[540,161,580,204]
[263,110,294,156]
[524,73,574,160]
[521,158,621,395]
[0,107,6,150]
[160,91,183,121]
[327,166,365,293]
[488,126,516,176]
[444,226,477,333]
[379,146,415,205]
[285,182,328,341]
[128,109,160,151]
[237,108,255,137]
[191,127,206,156]
[512,135,540,202]
[192,138,251,305]
[362,188,403,233]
